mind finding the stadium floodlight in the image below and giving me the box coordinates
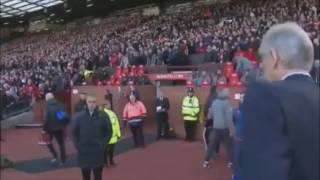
[86,3,93,8]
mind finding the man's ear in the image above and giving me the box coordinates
[270,48,280,69]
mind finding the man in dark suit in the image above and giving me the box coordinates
[74,92,87,113]
[240,22,319,180]
[73,94,112,180]
[155,91,170,140]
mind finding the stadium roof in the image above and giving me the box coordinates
[0,0,63,18]
[0,0,193,27]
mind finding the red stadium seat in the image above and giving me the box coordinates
[186,81,193,88]
[115,80,121,86]
[116,66,122,76]
[97,81,102,86]
[201,81,210,87]
[223,62,234,78]
[138,65,145,75]
[229,73,240,86]
[123,66,129,74]
[217,81,227,89]
[236,81,243,87]
[131,65,137,75]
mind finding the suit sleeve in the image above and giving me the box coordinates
[104,113,113,143]
[240,82,291,180]
[165,98,170,110]
[72,114,80,150]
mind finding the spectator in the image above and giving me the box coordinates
[235,56,253,76]
[42,93,69,165]
[212,70,227,86]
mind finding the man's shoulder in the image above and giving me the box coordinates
[245,80,278,102]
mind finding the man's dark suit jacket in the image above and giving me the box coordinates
[240,74,319,180]
[155,97,170,120]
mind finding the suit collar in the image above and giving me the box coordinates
[281,70,311,80]
[86,108,99,117]
[283,74,313,82]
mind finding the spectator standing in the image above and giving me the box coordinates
[155,91,170,140]
[72,94,112,180]
[181,87,200,142]
[203,89,234,168]
[122,94,147,148]
[102,100,121,167]
[42,93,69,165]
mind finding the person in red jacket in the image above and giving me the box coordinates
[122,94,147,148]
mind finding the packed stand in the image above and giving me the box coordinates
[0,0,319,108]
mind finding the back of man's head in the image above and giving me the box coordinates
[259,22,314,72]
[45,93,54,101]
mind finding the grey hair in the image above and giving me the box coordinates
[259,22,314,71]
[45,93,54,101]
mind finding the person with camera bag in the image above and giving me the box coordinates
[43,93,70,165]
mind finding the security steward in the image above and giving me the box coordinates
[102,100,121,167]
[181,87,200,142]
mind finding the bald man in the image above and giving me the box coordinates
[240,23,319,180]
[43,93,69,165]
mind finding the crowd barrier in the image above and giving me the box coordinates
[32,85,244,139]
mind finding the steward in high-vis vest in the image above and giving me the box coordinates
[182,87,200,142]
[102,101,121,167]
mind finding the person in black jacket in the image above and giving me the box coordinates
[74,92,87,113]
[43,93,69,165]
[155,91,170,140]
[241,23,319,180]
[72,94,112,180]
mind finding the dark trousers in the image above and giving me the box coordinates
[204,129,233,162]
[104,144,115,165]
[47,130,66,163]
[204,128,220,153]
[156,114,169,139]
[81,166,103,180]
[129,121,144,147]
[184,121,197,141]
[233,140,242,180]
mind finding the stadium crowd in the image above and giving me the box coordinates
[0,0,319,109]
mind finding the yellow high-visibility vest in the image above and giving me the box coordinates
[181,96,200,121]
[84,70,93,80]
[104,108,121,144]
